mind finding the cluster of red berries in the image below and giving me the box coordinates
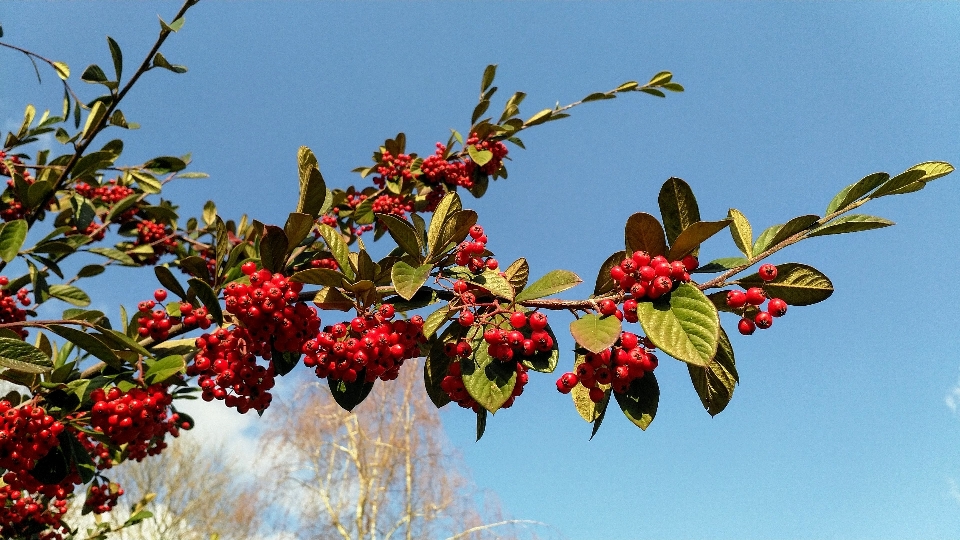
[325,207,374,236]
[189,326,275,413]
[0,152,35,222]
[465,311,553,362]
[302,306,425,384]
[441,359,528,412]
[308,257,339,270]
[610,251,698,301]
[225,263,322,356]
[556,332,659,401]
[137,290,211,340]
[373,151,415,189]
[420,144,474,189]
[725,263,788,335]
[465,134,509,175]
[0,277,31,339]
[371,192,414,218]
[454,225,498,272]
[133,220,177,264]
[88,385,183,461]
[67,220,107,242]
[0,484,68,540]
[82,481,123,514]
[0,402,65,492]
[75,179,137,223]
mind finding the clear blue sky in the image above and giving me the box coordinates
[3,2,960,539]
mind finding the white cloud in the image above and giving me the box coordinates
[946,370,960,415]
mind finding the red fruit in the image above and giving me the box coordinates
[653,276,673,294]
[755,311,773,329]
[759,263,778,282]
[670,261,687,280]
[588,387,605,403]
[510,311,527,329]
[738,318,756,335]
[483,327,501,344]
[469,225,484,239]
[620,332,639,350]
[768,298,788,317]
[639,265,656,281]
[610,265,627,282]
[556,372,579,394]
[154,289,168,302]
[241,261,257,275]
[379,304,395,319]
[350,317,366,333]
[458,310,475,327]
[453,280,468,294]
[745,287,766,306]
[681,255,699,271]
[528,311,548,331]
[485,258,499,270]
[631,250,651,267]
[599,299,617,316]
[726,290,747,308]
[640,352,658,372]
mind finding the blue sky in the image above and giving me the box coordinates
[3,2,960,538]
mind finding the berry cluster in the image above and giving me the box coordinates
[371,192,414,218]
[467,311,553,362]
[74,179,137,223]
[226,264,322,356]
[465,134,509,176]
[189,326,276,413]
[0,277,31,339]
[725,263,788,335]
[0,484,68,540]
[302,306,424,384]
[421,144,474,189]
[88,385,183,460]
[0,402,65,492]
[610,251,698,301]
[373,151,415,189]
[67,220,107,242]
[308,257,339,270]
[133,219,177,263]
[0,151,35,222]
[137,290,211,341]
[555,332,659,400]
[441,359,528,412]
[454,225,498,272]
[82,481,123,514]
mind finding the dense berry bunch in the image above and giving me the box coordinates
[225,264,321,355]
[82,481,123,514]
[609,251,698,301]
[465,134,509,175]
[724,264,788,335]
[461,311,553,363]
[0,402,65,491]
[373,151,415,189]
[308,257,339,270]
[137,290,211,340]
[88,385,183,460]
[556,332,659,400]
[134,219,177,263]
[441,359,528,411]
[302,306,424,383]
[189,326,275,413]
[0,151,35,222]
[371,192,414,218]
[67,220,107,241]
[0,277,31,339]
[454,225,498,272]
[74,179,137,222]
[420,144,473,189]
[0,484,68,540]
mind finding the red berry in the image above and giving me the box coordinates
[620,332,639,350]
[681,255,699,271]
[509,312,527,329]
[453,280,468,294]
[738,318,756,335]
[598,299,617,316]
[768,298,788,317]
[745,287,766,306]
[458,310,475,327]
[556,372,579,394]
[755,311,773,329]
[469,225,484,239]
[154,289,168,302]
[726,290,747,308]
[485,258,499,270]
[379,304,395,319]
[758,263,778,282]
[241,261,257,275]
[631,250,651,267]
[610,265,626,283]
[588,387,605,403]
[528,311,548,331]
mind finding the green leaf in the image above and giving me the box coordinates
[128,170,162,194]
[107,36,122,79]
[569,314,622,354]
[47,326,121,369]
[430,210,477,261]
[687,327,738,416]
[647,71,673,86]
[476,409,487,441]
[614,372,659,430]
[825,172,889,215]
[154,266,188,300]
[53,61,70,80]
[808,214,895,237]
[187,278,223,325]
[202,200,217,227]
[658,177,701,246]
[515,270,582,302]
[353,196,375,225]
[81,100,108,140]
[871,169,926,199]
[159,15,185,32]
[80,64,108,84]
[329,375,374,412]
[48,285,91,307]
[391,261,433,301]
[296,146,327,218]
[467,146,493,166]
[89,247,136,266]
[143,155,187,174]
[144,355,185,384]
[0,338,51,374]
[572,354,608,422]
[77,265,106,279]
[503,258,530,292]
[471,270,515,301]
[727,208,753,258]
[666,220,731,261]
[427,192,462,254]
[316,224,354,279]
[692,257,748,274]
[313,287,354,311]
[637,283,719,367]
[480,64,497,92]
[0,220,27,262]
[461,340,517,413]
[96,328,153,357]
[766,214,820,249]
[289,268,345,287]
[259,225,289,274]
[378,214,422,260]
[736,263,833,306]
[624,212,667,257]
[907,161,954,183]
[594,250,626,296]
[520,323,559,373]
[422,306,452,339]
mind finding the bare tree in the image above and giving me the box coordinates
[261,361,548,540]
